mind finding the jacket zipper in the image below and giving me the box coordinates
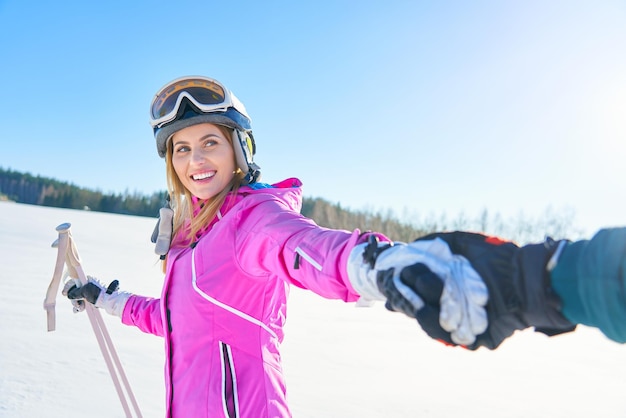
[293,246,323,271]
[220,341,240,418]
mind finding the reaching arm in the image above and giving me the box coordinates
[549,228,626,343]
[347,229,626,349]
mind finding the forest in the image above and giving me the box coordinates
[0,167,578,243]
[0,167,165,217]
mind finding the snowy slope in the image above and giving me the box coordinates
[0,201,624,417]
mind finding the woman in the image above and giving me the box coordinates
[67,76,396,417]
[64,76,625,417]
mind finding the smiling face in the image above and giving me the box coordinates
[170,123,236,200]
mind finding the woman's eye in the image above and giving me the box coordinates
[175,145,190,153]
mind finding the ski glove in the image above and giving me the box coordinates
[347,232,577,349]
[354,232,577,350]
[411,232,576,349]
[347,235,489,346]
[62,276,131,318]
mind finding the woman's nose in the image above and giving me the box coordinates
[190,148,207,164]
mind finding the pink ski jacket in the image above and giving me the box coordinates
[121,178,383,417]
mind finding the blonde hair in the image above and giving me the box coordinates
[164,124,245,246]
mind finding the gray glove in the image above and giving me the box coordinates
[347,235,489,346]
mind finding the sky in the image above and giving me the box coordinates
[1,201,625,417]
[1,1,625,238]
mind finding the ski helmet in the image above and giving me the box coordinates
[150,76,261,184]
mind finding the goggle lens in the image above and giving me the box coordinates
[150,78,227,121]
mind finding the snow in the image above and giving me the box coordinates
[0,201,624,417]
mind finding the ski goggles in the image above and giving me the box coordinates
[150,76,239,129]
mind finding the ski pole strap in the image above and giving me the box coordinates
[43,223,72,332]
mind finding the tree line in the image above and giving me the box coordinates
[0,167,580,243]
[0,167,166,217]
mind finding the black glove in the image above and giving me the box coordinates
[380,232,577,349]
[62,277,131,317]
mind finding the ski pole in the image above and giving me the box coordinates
[44,224,70,332]
[44,223,143,418]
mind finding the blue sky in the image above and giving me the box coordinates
[1,1,625,237]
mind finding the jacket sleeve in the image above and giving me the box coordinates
[234,199,388,303]
[550,227,626,343]
[121,295,165,337]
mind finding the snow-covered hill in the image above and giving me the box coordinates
[1,201,623,417]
